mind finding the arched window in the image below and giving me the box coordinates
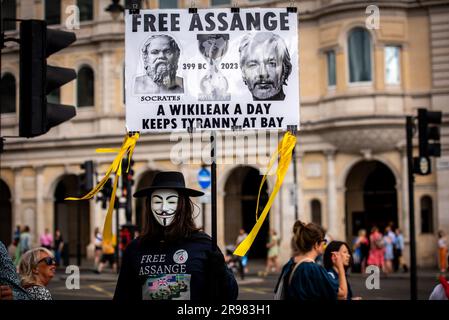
[311,199,322,226]
[45,0,61,25]
[77,0,93,22]
[2,0,16,31]
[1,73,16,114]
[77,66,94,107]
[420,196,433,233]
[348,27,372,82]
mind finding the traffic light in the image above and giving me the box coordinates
[414,108,442,175]
[19,20,77,138]
[97,178,113,209]
[79,161,94,193]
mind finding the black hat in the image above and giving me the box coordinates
[133,171,204,198]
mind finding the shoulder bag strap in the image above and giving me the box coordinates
[288,258,315,285]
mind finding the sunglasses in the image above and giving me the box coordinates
[37,257,56,266]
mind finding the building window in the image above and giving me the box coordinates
[420,196,433,234]
[326,50,336,87]
[385,46,400,85]
[45,0,61,25]
[311,199,322,226]
[1,73,16,114]
[77,0,93,22]
[77,66,94,107]
[348,27,372,82]
[2,0,16,31]
[211,0,230,5]
[159,0,178,8]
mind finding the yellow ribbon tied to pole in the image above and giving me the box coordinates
[233,131,297,257]
[65,133,140,245]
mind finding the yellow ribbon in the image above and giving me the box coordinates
[65,133,140,244]
[233,131,297,257]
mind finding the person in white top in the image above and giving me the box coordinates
[93,227,103,269]
[438,230,448,273]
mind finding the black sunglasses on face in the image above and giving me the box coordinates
[37,257,56,266]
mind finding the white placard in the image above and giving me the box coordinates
[125,8,299,132]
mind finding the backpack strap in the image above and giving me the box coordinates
[288,257,315,285]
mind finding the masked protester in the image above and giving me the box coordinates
[113,171,238,301]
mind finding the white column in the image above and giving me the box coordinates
[35,165,45,238]
[401,148,410,239]
[326,150,338,239]
[13,167,23,226]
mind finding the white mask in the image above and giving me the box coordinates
[151,189,179,227]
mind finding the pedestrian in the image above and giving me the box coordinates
[113,171,238,301]
[438,230,448,273]
[19,226,31,255]
[40,228,53,251]
[96,239,117,274]
[323,241,361,300]
[383,227,394,274]
[429,275,449,300]
[394,228,408,272]
[236,228,249,275]
[367,226,384,270]
[119,226,132,256]
[13,225,21,243]
[352,229,369,273]
[0,241,30,300]
[264,229,280,275]
[93,227,103,269]
[277,220,348,300]
[53,229,64,267]
[18,247,56,300]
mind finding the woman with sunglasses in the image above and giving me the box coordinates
[18,248,56,300]
[279,220,348,300]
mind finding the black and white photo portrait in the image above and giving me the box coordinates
[239,32,292,101]
[134,34,184,94]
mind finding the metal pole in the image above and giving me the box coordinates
[406,116,417,300]
[211,131,217,250]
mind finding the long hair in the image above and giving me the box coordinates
[323,241,353,271]
[18,247,53,288]
[141,191,200,244]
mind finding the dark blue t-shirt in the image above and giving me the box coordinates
[286,261,338,301]
[113,232,237,301]
[326,267,353,300]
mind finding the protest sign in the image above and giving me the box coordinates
[125,8,299,132]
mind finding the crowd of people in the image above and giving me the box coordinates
[352,223,408,275]
[1,172,448,301]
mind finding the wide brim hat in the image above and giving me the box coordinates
[133,171,204,198]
